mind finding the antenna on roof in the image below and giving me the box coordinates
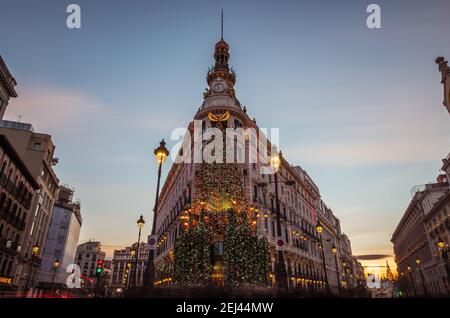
[221,9,224,40]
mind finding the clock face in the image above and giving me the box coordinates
[212,82,225,93]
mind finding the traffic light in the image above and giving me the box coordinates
[96,259,104,275]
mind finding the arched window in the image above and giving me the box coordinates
[10,203,17,216]
[0,192,6,207]
[0,161,7,175]
[7,168,13,181]
[4,198,12,212]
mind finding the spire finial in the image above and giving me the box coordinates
[221,9,224,40]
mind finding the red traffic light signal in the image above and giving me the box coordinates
[96,259,104,274]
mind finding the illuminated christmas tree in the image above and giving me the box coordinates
[173,160,269,287]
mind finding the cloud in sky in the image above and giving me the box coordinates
[282,96,450,166]
[4,84,106,134]
[3,84,184,138]
[356,254,392,261]
[289,136,448,166]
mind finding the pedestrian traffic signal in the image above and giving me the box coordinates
[96,259,104,275]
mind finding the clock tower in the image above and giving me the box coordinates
[198,13,243,115]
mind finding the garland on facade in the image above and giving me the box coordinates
[173,217,213,287]
[173,160,269,287]
[223,210,270,287]
[191,162,248,213]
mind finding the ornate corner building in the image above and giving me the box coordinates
[151,29,364,295]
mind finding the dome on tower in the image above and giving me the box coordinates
[215,40,229,50]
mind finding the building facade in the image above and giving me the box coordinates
[0,55,17,120]
[151,32,358,295]
[0,135,39,291]
[75,241,106,289]
[442,153,450,183]
[422,157,450,295]
[38,185,82,289]
[0,54,61,294]
[111,242,149,294]
[340,234,358,293]
[392,175,449,297]
[0,121,60,293]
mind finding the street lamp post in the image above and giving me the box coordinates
[316,222,330,296]
[143,139,169,289]
[342,261,348,292]
[415,258,428,297]
[51,258,59,296]
[24,243,39,293]
[407,266,417,297]
[134,215,145,288]
[270,151,288,291]
[437,238,450,293]
[126,262,132,290]
[331,243,341,296]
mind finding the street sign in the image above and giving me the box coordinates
[148,234,157,250]
[276,237,285,251]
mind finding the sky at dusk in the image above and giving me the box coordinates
[1,0,450,272]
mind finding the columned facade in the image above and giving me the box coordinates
[392,176,449,297]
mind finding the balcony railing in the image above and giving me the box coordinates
[0,208,27,230]
[0,174,33,209]
[0,236,19,252]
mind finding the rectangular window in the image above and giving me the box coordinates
[33,143,42,151]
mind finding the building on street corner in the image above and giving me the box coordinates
[422,157,450,295]
[38,185,82,292]
[392,173,449,297]
[149,25,361,296]
[111,242,150,295]
[0,55,60,294]
[0,135,39,291]
[75,241,106,290]
[0,121,60,294]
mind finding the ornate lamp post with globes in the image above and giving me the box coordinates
[415,257,428,296]
[133,215,145,288]
[331,243,341,296]
[143,139,169,290]
[407,265,417,297]
[437,238,450,293]
[315,221,330,295]
[269,151,288,291]
[256,151,295,291]
[50,258,59,296]
[24,243,39,293]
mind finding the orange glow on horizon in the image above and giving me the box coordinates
[359,256,397,279]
